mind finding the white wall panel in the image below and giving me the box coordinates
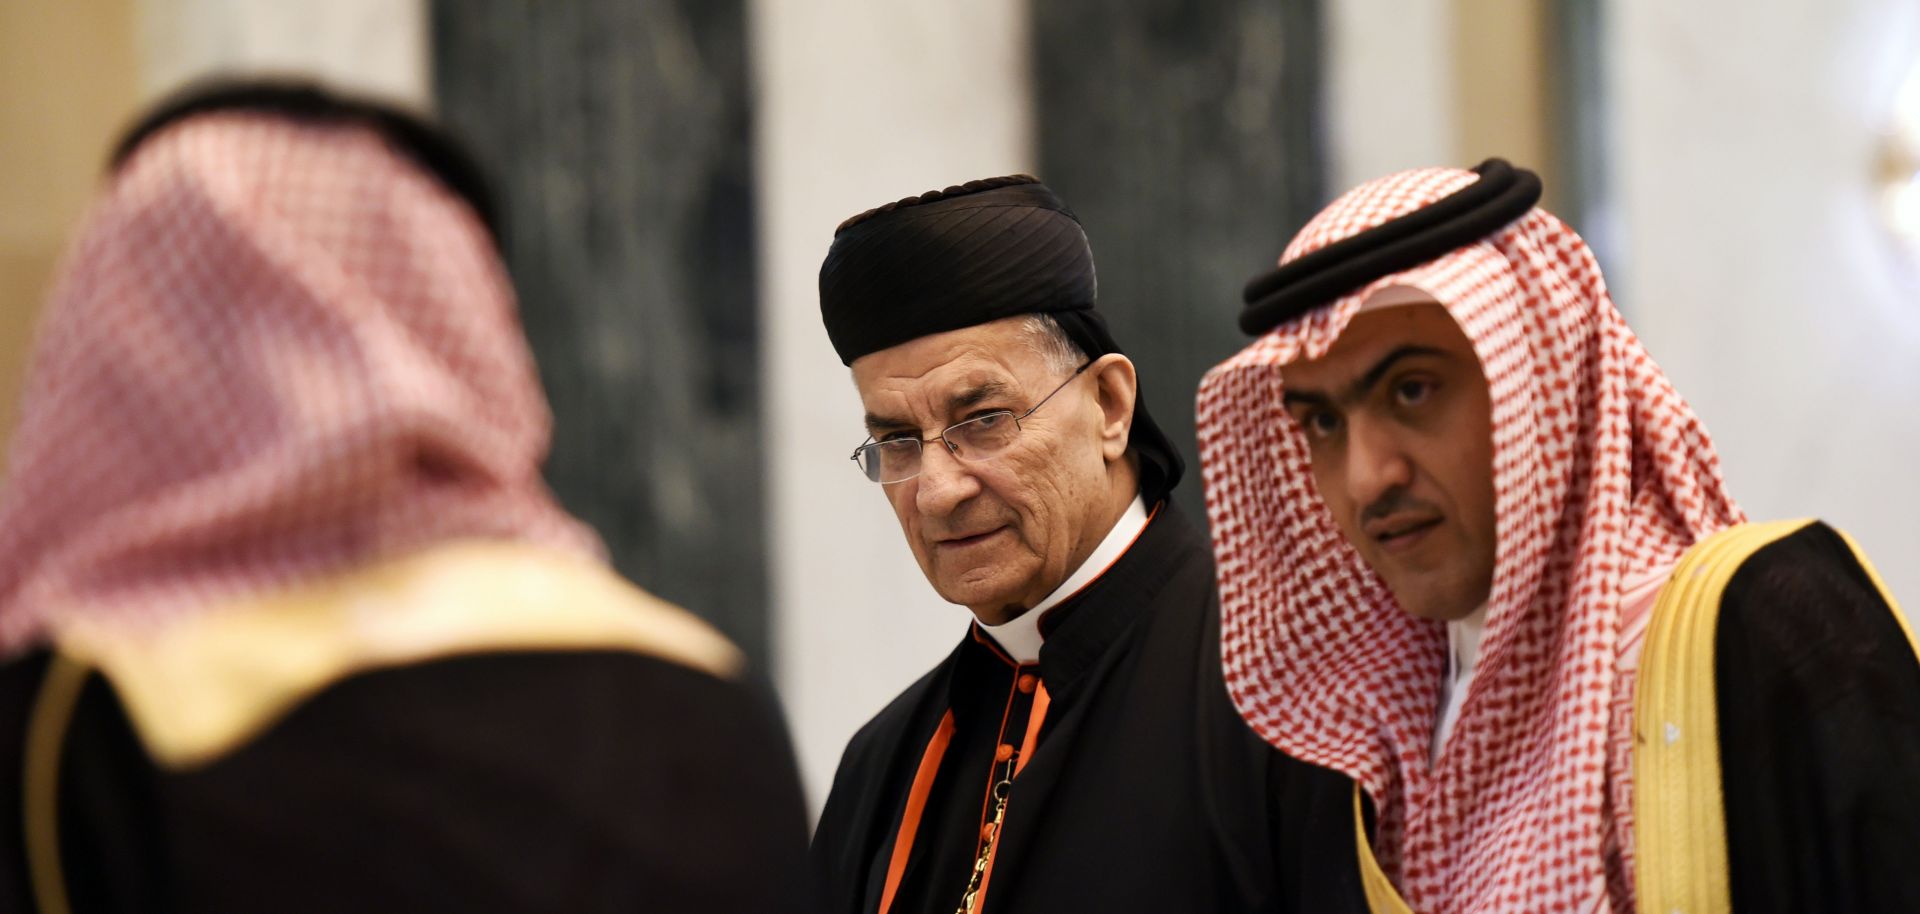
[1610,1,1920,607]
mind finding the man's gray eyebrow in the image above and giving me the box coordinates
[948,379,1016,412]
[863,377,1021,434]
[864,411,911,432]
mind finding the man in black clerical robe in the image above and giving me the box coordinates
[808,176,1340,914]
[1197,158,1920,912]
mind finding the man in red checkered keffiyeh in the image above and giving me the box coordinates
[0,81,806,913]
[1198,160,1920,913]
[0,88,599,652]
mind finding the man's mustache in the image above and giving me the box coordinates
[1360,489,1438,526]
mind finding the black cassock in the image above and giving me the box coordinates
[809,501,1354,914]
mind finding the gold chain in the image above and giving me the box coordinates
[954,774,1014,914]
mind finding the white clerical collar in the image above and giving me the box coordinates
[979,495,1150,664]
[1432,603,1488,760]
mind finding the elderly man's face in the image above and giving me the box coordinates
[1279,301,1496,622]
[851,317,1134,624]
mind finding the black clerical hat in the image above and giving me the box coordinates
[819,176,1183,498]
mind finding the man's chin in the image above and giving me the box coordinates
[965,602,1035,626]
[936,578,1024,621]
[940,584,1015,613]
[1387,581,1485,623]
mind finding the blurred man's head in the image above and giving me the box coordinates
[111,79,504,246]
[820,176,1180,623]
[0,79,593,651]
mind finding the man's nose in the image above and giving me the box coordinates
[914,437,981,516]
[1344,415,1413,510]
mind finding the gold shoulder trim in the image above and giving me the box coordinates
[1831,527,1918,660]
[50,540,743,770]
[1633,518,1814,914]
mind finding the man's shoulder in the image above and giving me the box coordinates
[1686,521,1920,913]
[1715,520,1914,679]
[812,647,962,856]
[836,652,958,775]
[1723,521,1894,618]
[51,542,745,770]
[1094,498,1218,615]
[1144,497,1214,562]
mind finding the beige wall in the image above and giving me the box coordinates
[1608,0,1920,607]
[1322,0,1458,192]
[0,1,142,452]
[0,0,429,462]
[1323,0,1559,208]
[1451,0,1559,212]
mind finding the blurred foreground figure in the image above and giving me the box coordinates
[1198,160,1920,912]
[0,82,806,913]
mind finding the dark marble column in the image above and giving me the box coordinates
[432,2,767,665]
[1031,0,1325,522]
[1547,0,1618,277]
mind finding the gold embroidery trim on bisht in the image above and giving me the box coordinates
[1633,518,1813,914]
[1831,527,1918,660]
[49,539,742,770]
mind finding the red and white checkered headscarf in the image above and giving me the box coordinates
[0,112,600,655]
[1197,166,1743,912]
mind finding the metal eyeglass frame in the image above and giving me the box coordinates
[849,359,1095,485]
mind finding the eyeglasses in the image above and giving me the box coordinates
[850,360,1094,485]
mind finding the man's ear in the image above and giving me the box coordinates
[1089,353,1136,462]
